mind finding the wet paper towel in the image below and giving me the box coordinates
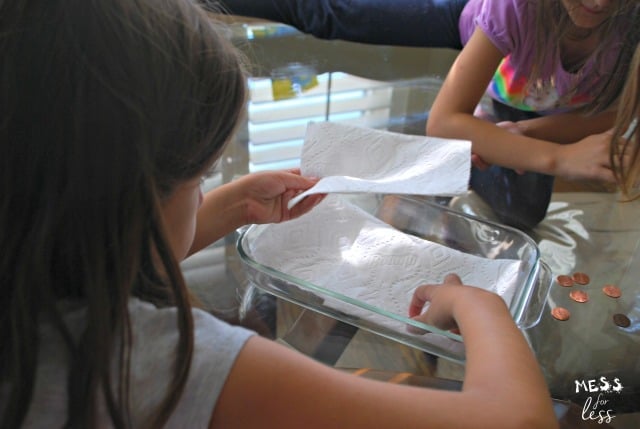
[252,195,522,336]
[287,122,471,209]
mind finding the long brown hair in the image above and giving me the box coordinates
[611,44,640,199]
[0,0,246,427]
[531,0,640,113]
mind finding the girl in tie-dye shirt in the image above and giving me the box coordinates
[427,0,640,229]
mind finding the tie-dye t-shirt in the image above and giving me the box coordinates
[458,0,623,115]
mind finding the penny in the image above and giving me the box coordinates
[556,275,574,287]
[572,272,590,285]
[569,290,589,303]
[602,284,622,298]
[613,313,631,328]
[551,307,571,321]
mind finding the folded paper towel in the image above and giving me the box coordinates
[252,195,522,336]
[288,122,471,209]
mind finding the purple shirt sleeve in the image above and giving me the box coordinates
[459,0,534,64]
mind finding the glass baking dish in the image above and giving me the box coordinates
[236,194,552,363]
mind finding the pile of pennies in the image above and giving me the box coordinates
[551,272,630,328]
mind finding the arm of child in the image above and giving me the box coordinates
[514,108,617,144]
[427,27,613,182]
[188,170,323,255]
[209,274,558,429]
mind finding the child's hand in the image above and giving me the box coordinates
[408,273,499,334]
[555,130,615,182]
[470,152,492,171]
[408,273,464,332]
[496,120,522,135]
[239,169,325,225]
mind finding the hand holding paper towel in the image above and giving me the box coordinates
[288,122,471,209]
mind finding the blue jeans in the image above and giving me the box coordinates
[469,101,554,230]
[215,0,468,48]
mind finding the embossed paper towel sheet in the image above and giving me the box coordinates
[287,122,471,209]
[252,195,522,337]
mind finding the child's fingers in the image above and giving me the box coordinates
[285,168,301,175]
[471,153,491,170]
[278,172,319,190]
[442,273,462,285]
[287,193,324,219]
[408,274,462,317]
[408,284,436,318]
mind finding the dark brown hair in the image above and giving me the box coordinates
[531,0,640,114]
[0,0,246,427]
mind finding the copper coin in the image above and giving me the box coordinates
[602,284,622,299]
[551,307,571,321]
[556,275,574,287]
[569,290,589,303]
[572,272,590,285]
[613,313,631,328]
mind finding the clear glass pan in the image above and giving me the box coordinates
[237,194,553,363]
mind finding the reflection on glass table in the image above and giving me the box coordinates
[222,21,458,179]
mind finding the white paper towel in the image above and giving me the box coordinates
[251,195,522,336]
[288,122,471,209]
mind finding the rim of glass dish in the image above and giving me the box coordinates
[236,194,543,338]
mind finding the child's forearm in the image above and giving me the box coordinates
[429,111,614,182]
[189,181,248,255]
[517,109,616,144]
[406,282,558,428]
[450,291,558,428]
[429,112,561,173]
[219,290,559,429]
[455,294,550,400]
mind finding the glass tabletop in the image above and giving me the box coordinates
[221,20,640,427]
